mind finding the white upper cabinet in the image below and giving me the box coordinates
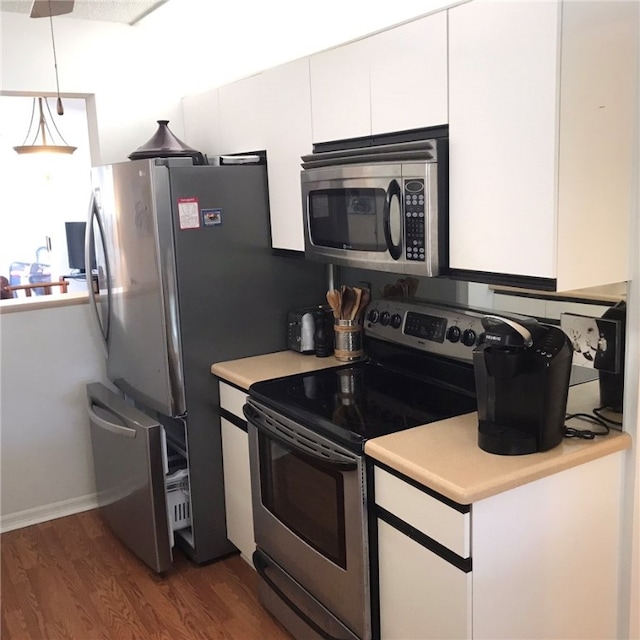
[309,39,371,143]
[448,0,638,291]
[310,11,449,143]
[261,59,314,252]
[369,12,448,135]
[218,74,268,154]
[214,61,314,252]
[182,88,222,160]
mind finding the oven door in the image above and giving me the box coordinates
[244,399,369,640]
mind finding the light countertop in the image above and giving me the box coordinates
[0,291,88,314]
[211,351,631,504]
[366,380,629,504]
[211,350,346,389]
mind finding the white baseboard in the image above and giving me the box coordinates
[0,493,99,533]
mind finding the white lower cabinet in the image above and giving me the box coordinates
[373,451,624,639]
[374,466,471,640]
[377,520,471,640]
[219,381,255,564]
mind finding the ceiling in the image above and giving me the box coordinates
[0,0,168,25]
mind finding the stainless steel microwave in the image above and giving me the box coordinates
[301,137,447,276]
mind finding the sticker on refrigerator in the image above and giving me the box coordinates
[177,197,200,230]
[202,208,222,227]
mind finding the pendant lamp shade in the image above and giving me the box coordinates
[13,97,77,155]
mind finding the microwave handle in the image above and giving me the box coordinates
[383,179,402,260]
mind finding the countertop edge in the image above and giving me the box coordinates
[211,351,346,390]
[365,430,632,504]
[210,366,253,391]
[0,291,88,314]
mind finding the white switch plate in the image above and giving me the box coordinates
[560,312,621,373]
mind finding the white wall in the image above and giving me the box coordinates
[0,301,106,530]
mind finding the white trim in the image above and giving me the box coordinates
[0,494,99,533]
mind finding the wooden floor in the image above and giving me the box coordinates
[1,510,293,640]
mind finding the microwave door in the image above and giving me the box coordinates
[383,179,403,260]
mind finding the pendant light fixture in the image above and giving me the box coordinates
[13,96,77,155]
[13,0,76,155]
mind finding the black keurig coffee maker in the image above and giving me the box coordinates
[473,314,573,455]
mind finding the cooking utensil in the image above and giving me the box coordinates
[326,289,341,319]
[356,288,371,323]
[341,286,356,321]
[350,288,362,321]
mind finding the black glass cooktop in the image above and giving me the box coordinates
[248,357,477,451]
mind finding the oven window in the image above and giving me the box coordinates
[308,188,386,251]
[258,433,347,569]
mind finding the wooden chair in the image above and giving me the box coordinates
[5,277,69,297]
[1,275,11,299]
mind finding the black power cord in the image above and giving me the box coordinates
[564,406,620,439]
[593,406,623,427]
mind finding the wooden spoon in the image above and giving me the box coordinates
[340,286,355,321]
[326,289,341,319]
[350,287,362,321]
[356,288,371,323]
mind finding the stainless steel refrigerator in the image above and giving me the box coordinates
[85,157,327,573]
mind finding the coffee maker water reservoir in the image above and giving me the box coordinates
[473,315,573,455]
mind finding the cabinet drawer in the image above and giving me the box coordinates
[374,466,470,558]
[219,382,248,421]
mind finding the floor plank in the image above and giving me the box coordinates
[1,511,293,640]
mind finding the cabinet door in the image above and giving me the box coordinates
[220,417,255,563]
[377,520,471,640]
[369,12,448,135]
[182,87,221,158]
[309,38,371,143]
[448,1,560,279]
[261,59,313,251]
[218,73,267,153]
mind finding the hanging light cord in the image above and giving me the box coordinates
[47,0,64,115]
[18,98,38,147]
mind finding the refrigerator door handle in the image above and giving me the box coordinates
[88,402,136,438]
[85,192,111,352]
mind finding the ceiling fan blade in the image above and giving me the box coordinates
[29,0,75,18]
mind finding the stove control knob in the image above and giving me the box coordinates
[461,329,478,347]
[390,313,402,329]
[380,311,391,326]
[367,309,380,323]
[446,325,461,343]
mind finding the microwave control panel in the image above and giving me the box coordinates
[403,179,425,262]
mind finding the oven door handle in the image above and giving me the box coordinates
[244,404,358,471]
[383,178,402,260]
[253,550,348,640]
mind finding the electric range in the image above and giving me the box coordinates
[249,297,484,451]
[243,298,485,640]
